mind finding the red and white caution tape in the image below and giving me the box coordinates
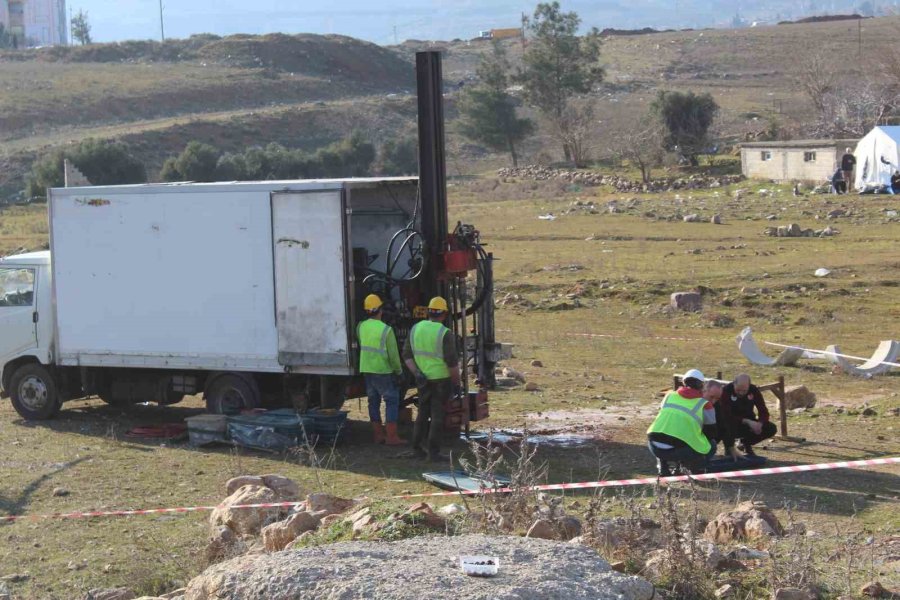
[566,332,709,343]
[393,456,900,499]
[1,457,895,522]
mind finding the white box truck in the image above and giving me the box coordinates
[0,178,426,419]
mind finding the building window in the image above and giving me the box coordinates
[761,151,772,161]
[804,152,816,162]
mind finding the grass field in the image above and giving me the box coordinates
[0,177,897,598]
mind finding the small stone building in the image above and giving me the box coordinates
[740,139,858,183]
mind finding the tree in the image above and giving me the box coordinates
[71,10,92,46]
[458,43,534,167]
[160,142,221,182]
[25,139,146,198]
[651,91,719,166]
[611,116,666,183]
[798,50,838,115]
[518,2,604,162]
[376,138,418,176]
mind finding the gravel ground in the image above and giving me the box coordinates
[185,534,656,600]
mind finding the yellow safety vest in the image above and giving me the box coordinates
[410,320,451,380]
[647,391,711,455]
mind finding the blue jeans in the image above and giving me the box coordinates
[365,374,400,423]
[648,439,716,472]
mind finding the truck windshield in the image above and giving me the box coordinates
[0,268,35,307]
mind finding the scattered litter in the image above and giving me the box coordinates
[476,429,595,448]
[538,214,557,221]
[460,555,500,577]
[125,423,188,440]
[814,268,831,277]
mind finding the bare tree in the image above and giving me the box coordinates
[549,100,597,168]
[610,117,666,183]
[798,50,838,115]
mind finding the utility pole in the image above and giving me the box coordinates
[857,18,861,60]
[159,0,165,42]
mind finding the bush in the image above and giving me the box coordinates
[25,139,146,199]
[376,138,418,176]
[161,141,221,182]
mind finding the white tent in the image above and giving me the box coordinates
[854,126,900,192]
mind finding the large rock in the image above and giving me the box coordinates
[400,503,446,530]
[205,526,247,564]
[225,475,301,501]
[210,485,284,537]
[262,512,321,552]
[705,501,784,543]
[184,534,655,600]
[526,519,559,540]
[670,292,702,312]
[780,385,817,410]
[772,588,817,600]
[306,493,354,516]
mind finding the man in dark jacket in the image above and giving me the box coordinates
[841,148,856,192]
[717,374,777,458]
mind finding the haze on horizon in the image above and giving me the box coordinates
[70,0,895,45]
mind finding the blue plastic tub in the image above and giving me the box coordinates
[226,409,312,450]
[305,409,349,446]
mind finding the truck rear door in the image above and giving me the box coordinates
[271,190,351,372]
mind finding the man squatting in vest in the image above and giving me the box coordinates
[357,294,406,446]
[647,369,724,476]
[403,297,461,462]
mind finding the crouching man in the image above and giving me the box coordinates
[719,374,777,458]
[647,369,722,476]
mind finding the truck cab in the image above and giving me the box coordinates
[0,251,57,418]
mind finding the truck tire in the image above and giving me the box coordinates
[205,374,260,415]
[9,363,62,420]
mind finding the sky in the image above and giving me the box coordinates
[68,1,883,45]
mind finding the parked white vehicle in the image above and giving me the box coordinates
[0,178,421,420]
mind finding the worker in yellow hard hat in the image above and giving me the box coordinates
[403,296,460,461]
[357,294,405,445]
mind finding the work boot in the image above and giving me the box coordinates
[371,422,385,444]
[657,459,673,477]
[384,422,407,446]
[742,444,757,458]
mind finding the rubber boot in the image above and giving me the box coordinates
[371,422,386,444]
[657,459,673,477]
[384,422,407,446]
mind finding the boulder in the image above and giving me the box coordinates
[780,385,817,411]
[184,534,656,600]
[261,475,302,501]
[531,360,544,367]
[400,502,446,530]
[210,485,283,537]
[772,588,817,600]
[283,531,315,550]
[160,590,187,600]
[205,526,247,564]
[261,512,320,552]
[305,493,354,516]
[705,501,783,543]
[501,367,526,383]
[788,223,802,237]
[319,514,343,528]
[224,476,265,496]
[670,292,702,312]
[524,382,540,392]
[711,214,723,224]
[83,590,135,600]
[558,516,583,541]
[683,214,701,223]
[526,519,559,540]
[860,581,886,597]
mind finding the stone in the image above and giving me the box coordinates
[670,292,702,312]
[773,588,816,600]
[261,475,301,501]
[160,590,187,600]
[861,407,877,417]
[0,575,28,583]
[52,487,69,497]
[526,519,559,540]
[609,561,626,573]
[711,214,723,224]
[284,531,315,550]
[501,367,526,383]
[438,503,465,516]
[525,382,540,392]
[319,514,343,528]
[860,581,885,597]
[305,493,354,516]
[224,476,265,496]
[205,526,246,564]
[261,511,321,552]
[705,501,783,543]
[210,485,282,537]
[780,385,817,410]
[716,584,735,598]
[531,360,544,367]
[401,502,446,530]
[683,214,700,223]
[558,516,583,541]
[184,534,655,600]
[83,589,135,600]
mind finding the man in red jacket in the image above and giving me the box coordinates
[718,374,777,458]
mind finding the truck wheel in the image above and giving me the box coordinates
[10,363,62,420]
[205,374,260,415]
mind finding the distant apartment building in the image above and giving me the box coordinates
[0,0,67,46]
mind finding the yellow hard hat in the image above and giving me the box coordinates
[428,296,449,313]
[364,294,383,313]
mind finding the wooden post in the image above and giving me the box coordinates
[777,374,788,438]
